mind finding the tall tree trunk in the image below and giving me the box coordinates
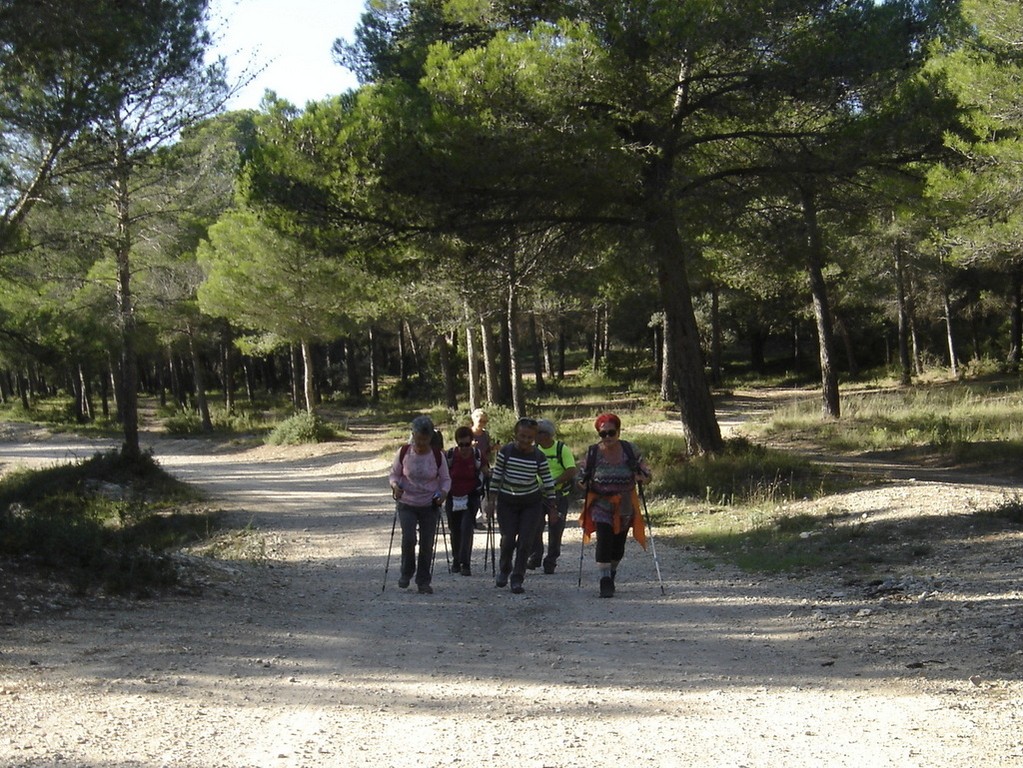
[113,136,139,458]
[345,337,361,399]
[659,312,674,402]
[481,316,499,405]
[69,365,84,422]
[368,327,380,402]
[540,317,554,382]
[557,324,566,380]
[1008,263,1022,373]
[242,358,255,404]
[289,344,301,410]
[601,301,610,361]
[78,363,93,422]
[943,286,959,377]
[651,313,662,383]
[465,307,480,411]
[440,332,458,409]
[102,355,113,419]
[17,370,29,410]
[529,314,545,394]
[300,339,315,414]
[404,320,423,380]
[894,240,913,385]
[647,204,722,454]
[187,325,213,433]
[498,315,513,406]
[710,287,722,386]
[506,284,525,416]
[222,328,235,414]
[799,186,840,419]
[397,321,408,382]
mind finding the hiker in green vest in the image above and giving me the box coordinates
[527,419,577,574]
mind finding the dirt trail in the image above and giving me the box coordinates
[1,397,1022,767]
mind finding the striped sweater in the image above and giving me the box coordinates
[491,444,556,500]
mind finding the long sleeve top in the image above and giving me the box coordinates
[490,444,556,501]
[389,446,451,507]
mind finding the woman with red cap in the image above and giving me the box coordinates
[577,413,652,597]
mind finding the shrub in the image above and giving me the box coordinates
[0,450,213,595]
[265,411,337,445]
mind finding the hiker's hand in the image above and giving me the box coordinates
[391,484,403,501]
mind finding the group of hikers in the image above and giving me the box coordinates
[387,408,653,597]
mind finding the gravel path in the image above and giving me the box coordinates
[1,402,1021,767]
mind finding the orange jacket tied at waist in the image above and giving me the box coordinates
[579,488,646,549]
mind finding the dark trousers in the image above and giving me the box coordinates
[531,494,569,568]
[398,502,438,586]
[445,491,480,567]
[594,521,629,564]
[497,495,544,582]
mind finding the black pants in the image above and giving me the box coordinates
[398,502,438,586]
[531,493,569,568]
[496,494,544,582]
[445,491,481,568]
[594,521,628,564]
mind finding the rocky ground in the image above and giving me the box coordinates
[0,393,1021,767]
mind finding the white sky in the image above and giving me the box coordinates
[208,0,364,111]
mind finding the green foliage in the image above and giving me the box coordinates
[162,405,269,437]
[265,411,339,445]
[645,435,834,506]
[574,358,614,389]
[0,450,212,595]
[666,495,1021,575]
[759,379,1023,459]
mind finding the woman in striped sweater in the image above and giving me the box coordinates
[485,417,556,594]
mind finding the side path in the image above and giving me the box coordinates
[0,425,1019,767]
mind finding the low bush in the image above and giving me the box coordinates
[265,411,339,445]
[0,450,213,596]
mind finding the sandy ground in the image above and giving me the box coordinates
[1,395,1021,767]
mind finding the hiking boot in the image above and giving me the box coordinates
[526,557,541,570]
[418,584,433,594]
[450,561,461,574]
[460,564,471,576]
[510,580,525,594]
[599,576,615,598]
[397,577,411,589]
[543,561,556,574]
[495,572,509,588]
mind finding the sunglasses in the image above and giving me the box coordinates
[598,429,617,438]
[457,441,472,447]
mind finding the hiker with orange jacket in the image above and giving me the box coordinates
[388,415,451,594]
[577,413,652,598]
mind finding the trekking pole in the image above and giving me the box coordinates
[439,506,450,570]
[483,512,490,571]
[577,526,585,588]
[431,502,450,576]
[382,505,399,592]
[577,487,588,589]
[491,507,499,572]
[638,483,666,595]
